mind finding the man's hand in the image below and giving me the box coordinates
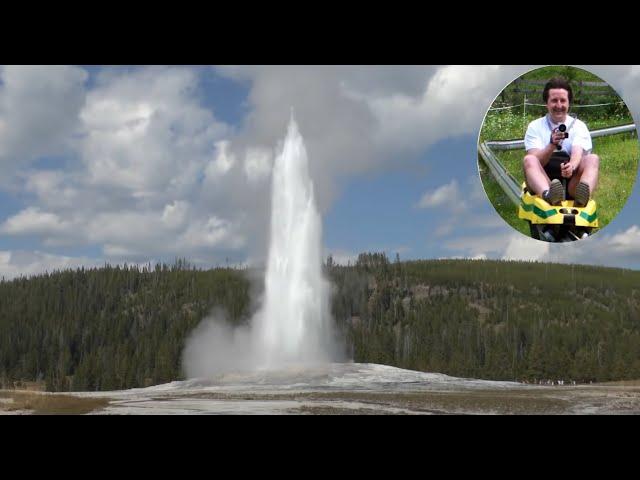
[561,161,575,178]
[550,130,566,148]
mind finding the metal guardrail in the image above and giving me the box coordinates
[485,123,637,151]
[478,142,522,206]
[479,123,638,207]
[591,123,638,138]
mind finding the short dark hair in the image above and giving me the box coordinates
[543,77,573,103]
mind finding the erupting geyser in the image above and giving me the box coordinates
[254,114,335,368]
[182,114,339,378]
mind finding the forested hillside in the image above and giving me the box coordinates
[2,255,639,391]
[332,254,640,383]
[0,262,250,391]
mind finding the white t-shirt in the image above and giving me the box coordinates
[524,115,592,155]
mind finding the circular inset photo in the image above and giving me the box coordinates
[478,66,639,242]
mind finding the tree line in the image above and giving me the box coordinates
[1,255,639,391]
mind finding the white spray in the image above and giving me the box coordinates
[253,114,334,368]
[183,114,337,378]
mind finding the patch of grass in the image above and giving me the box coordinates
[478,131,639,236]
[0,391,110,414]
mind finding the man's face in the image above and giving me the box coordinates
[546,88,570,123]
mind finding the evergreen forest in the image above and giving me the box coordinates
[1,255,639,391]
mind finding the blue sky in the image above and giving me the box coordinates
[1,65,640,278]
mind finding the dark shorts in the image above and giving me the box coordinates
[544,151,570,182]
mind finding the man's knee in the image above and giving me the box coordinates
[584,153,600,170]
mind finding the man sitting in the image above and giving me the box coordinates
[523,77,599,207]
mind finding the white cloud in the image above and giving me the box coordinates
[179,216,246,250]
[502,234,550,261]
[2,65,640,276]
[1,66,252,265]
[82,210,245,258]
[536,225,640,269]
[216,66,541,229]
[0,65,87,182]
[204,141,236,181]
[607,225,640,254]
[445,232,514,258]
[87,211,161,245]
[418,180,460,208]
[361,65,526,155]
[419,174,503,239]
[0,250,102,280]
[162,201,189,230]
[244,147,273,183]
[439,224,640,270]
[0,207,70,236]
[80,66,229,198]
[22,170,78,208]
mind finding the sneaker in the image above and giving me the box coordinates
[574,182,590,207]
[543,179,564,205]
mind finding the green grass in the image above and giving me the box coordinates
[478,131,639,236]
[0,390,110,414]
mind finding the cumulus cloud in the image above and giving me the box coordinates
[607,225,640,254]
[419,174,505,240]
[417,180,461,208]
[439,224,640,270]
[0,250,102,281]
[244,147,273,183]
[215,65,524,214]
[1,65,539,270]
[0,65,87,182]
[162,201,189,230]
[2,65,639,275]
[357,65,527,156]
[1,207,70,236]
[204,141,236,182]
[179,216,246,250]
[445,231,515,258]
[540,226,640,268]
[22,170,79,208]
[0,66,254,266]
[502,234,550,261]
[80,66,229,198]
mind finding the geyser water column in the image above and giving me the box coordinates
[254,115,334,368]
